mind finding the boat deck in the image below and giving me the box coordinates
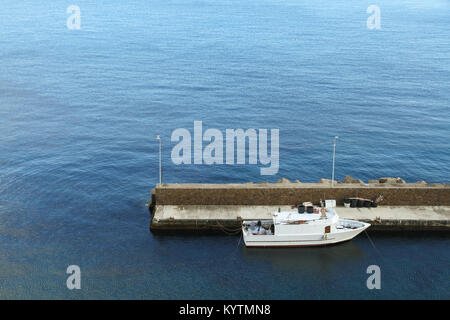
[272,210,336,223]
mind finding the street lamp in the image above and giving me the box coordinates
[331,136,339,187]
[156,135,162,185]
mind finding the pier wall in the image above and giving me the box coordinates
[151,205,450,232]
[155,184,450,206]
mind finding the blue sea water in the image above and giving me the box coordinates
[0,0,449,299]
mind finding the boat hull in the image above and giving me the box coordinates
[243,220,370,247]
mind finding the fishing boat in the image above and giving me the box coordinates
[242,202,370,247]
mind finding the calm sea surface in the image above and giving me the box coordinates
[0,0,449,299]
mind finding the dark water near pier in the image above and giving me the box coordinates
[0,0,449,299]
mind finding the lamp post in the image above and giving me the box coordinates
[156,135,162,185]
[331,136,339,187]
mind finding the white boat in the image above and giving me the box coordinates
[242,204,370,247]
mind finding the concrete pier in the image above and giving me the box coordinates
[149,180,450,232]
[151,205,449,231]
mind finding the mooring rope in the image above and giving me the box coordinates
[236,231,243,248]
[364,230,383,260]
[214,219,242,235]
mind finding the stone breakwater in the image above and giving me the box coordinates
[148,177,450,232]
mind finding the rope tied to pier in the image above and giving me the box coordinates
[236,232,243,249]
[364,230,383,260]
[214,219,243,235]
